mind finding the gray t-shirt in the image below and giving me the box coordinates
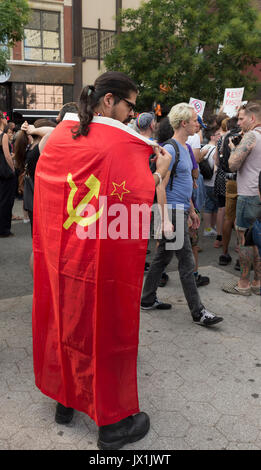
[237,128,261,196]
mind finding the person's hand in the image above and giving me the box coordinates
[162,219,175,239]
[193,179,198,189]
[228,137,236,152]
[21,121,28,132]
[188,211,200,229]
[154,146,171,180]
[21,121,35,135]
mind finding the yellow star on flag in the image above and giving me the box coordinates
[110,181,130,201]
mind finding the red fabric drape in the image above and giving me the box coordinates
[32,118,155,425]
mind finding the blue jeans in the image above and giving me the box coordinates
[141,210,204,317]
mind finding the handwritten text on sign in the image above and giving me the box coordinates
[223,88,244,107]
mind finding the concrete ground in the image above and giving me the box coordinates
[0,199,261,450]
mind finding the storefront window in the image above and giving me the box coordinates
[26,84,63,110]
[12,83,63,110]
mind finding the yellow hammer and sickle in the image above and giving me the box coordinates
[63,173,104,230]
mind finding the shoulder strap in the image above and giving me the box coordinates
[162,138,180,190]
[163,138,180,177]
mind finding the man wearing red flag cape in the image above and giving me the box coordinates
[32,71,171,450]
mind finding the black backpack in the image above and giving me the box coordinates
[220,127,241,173]
[199,147,215,180]
[162,138,180,190]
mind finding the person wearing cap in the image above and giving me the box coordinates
[135,112,156,139]
[135,112,157,273]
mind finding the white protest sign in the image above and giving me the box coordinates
[189,97,206,117]
[223,88,244,117]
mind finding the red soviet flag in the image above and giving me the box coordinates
[32,115,156,426]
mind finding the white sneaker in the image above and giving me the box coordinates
[203,228,217,237]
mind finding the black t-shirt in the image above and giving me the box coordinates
[25,144,40,182]
[220,127,240,173]
[23,144,40,212]
[0,132,15,178]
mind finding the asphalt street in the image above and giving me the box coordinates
[1,199,241,301]
[1,199,261,451]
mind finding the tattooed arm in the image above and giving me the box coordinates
[228,131,256,172]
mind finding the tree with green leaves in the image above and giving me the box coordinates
[0,0,31,73]
[105,0,261,111]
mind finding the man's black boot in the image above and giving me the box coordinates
[55,402,74,424]
[97,412,150,450]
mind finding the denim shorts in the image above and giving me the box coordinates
[252,219,261,257]
[204,186,218,213]
[236,195,261,231]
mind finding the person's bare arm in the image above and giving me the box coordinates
[188,199,200,229]
[156,171,174,235]
[229,131,256,172]
[200,147,209,158]
[21,121,55,139]
[192,147,202,163]
[2,133,15,170]
[212,147,219,166]
[39,128,55,153]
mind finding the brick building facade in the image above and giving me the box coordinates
[0,0,260,122]
[0,0,74,122]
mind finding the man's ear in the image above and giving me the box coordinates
[103,93,114,109]
[251,113,256,126]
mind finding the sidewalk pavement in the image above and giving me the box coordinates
[1,264,261,450]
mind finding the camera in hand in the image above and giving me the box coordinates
[231,134,242,146]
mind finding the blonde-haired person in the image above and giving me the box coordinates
[169,104,207,287]
[141,102,223,327]
[168,102,194,129]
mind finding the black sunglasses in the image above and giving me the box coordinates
[121,98,136,112]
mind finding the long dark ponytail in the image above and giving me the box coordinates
[72,71,137,139]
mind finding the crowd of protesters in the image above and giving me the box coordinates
[132,102,261,299]
[1,98,261,293]
[0,72,261,449]
[0,103,78,238]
